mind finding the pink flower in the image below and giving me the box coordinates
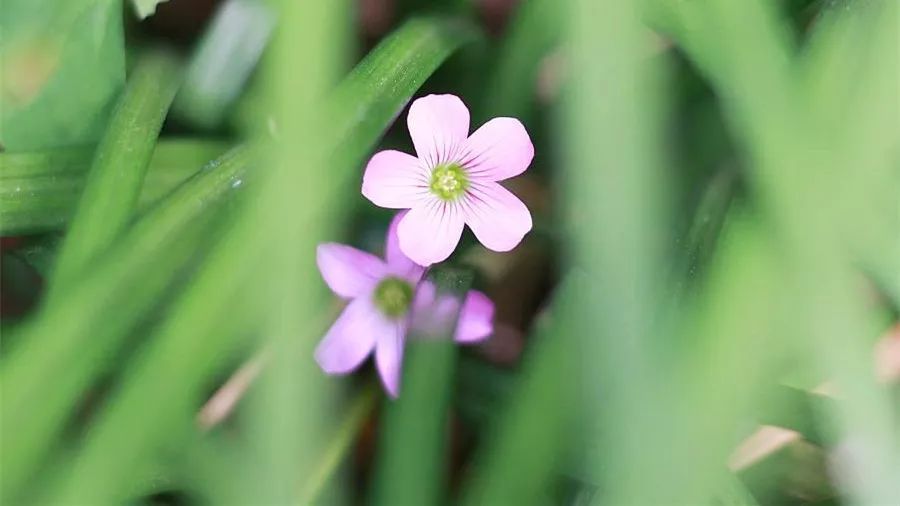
[314,214,495,397]
[362,94,534,266]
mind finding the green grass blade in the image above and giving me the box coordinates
[172,0,274,129]
[459,287,575,506]
[0,147,250,503]
[801,3,900,308]
[370,268,471,506]
[478,0,561,121]
[563,0,673,502]
[327,16,477,170]
[297,384,379,504]
[0,0,125,151]
[0,140,228,234]
[667,170,739,304]
[34,16,474,504]
[47,50,183,299]
[238,1,348,504]
[661,3,900,502]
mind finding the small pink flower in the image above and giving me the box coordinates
[362,94,534,266]
[315,214,495,397]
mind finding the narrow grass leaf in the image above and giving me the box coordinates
[47,50,183,299]
[370,268,471,506]
[31,16,474,504]
[0,147,250,502]
[0,140,227,234]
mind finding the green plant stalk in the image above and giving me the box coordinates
[563,0,675,503]
[459,288,575,506]
[50,206,262,504]
[0,148,93,179]
[757,385,834,447]
[663,2,899,503]
[478,0,561,121]
[371,341,458,505]
[459,164,737,504]
[0,140,228,234]
[36,17,474,504]
[239,2,347,505]
[717,472,759,506]
[47,50,183,300]
[168,382,376,505]
[802,5,900,309]
[0,147,251,503]
[673,170,738,291]
[297,384,379,504]
[672,212,791,503]
[370,268,471,506]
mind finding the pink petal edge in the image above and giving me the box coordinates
[455,290,494,343]
[316,243,387,299]
[314,299,381,374]
[362,150,431,209]
[375,321,406,398]
[460,117,534,182]
[460,182,532,252]
[385,211,425,282]
[407,94,470,168]
[397,200,465,266]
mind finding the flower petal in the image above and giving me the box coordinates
[317,243,386,299]
[454,290,494,343]
[385,211,425,282]
[461,182,532,252]
[375,321,406,397]
[407,94,470,167]
[314,299,383,374]
[362,150,430,209]
[398,200,465,266]
[458,117,533,181]
[409,280,460,339]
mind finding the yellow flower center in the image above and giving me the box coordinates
[429,163,469,201]
[373,277,413,319]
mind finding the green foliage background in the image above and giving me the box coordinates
[0,0,897,504]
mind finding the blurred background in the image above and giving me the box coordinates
[1,0,898,504]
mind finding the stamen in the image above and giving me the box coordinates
[373,277,414,319]
[429,163,469,201]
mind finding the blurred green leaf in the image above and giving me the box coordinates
[173,0,274,129]
[757,385,834,447]
[478,0,561,121]
[297,384,378,504]
[801,2,900,309]
[47,50,183,300]
[5,234,64,278]
[562,0,675,502]
[668,169,739,301]
[10,16,474,505]
[327,16,477,170]
[660,2,900,502]
[460,289,576,506]
[371,267,471,506]
[0,140,229,234]
[717,473,759,506]
[0,147,250,503]
[0,0,125,150]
